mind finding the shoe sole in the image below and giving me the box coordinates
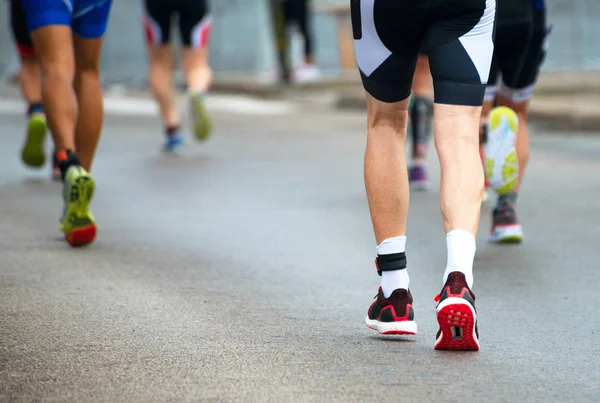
[365,317,417,335]
[435,297,479,351]
[21,116,47,168]
[491,224,524,244]
[62,168,97,247]
[485,107,518,195]
[191,95,213,142]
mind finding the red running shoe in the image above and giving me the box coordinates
[366,287,417,335]
[434,272,479,351]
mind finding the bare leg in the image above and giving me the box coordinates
[71,35,104,172]
[29,26,76,152]
[182,46,212,93]
[17,55,42,105]
[17,53,50,168]
[183,46,213,142]
[411,55,432,98]
[364,94,411,244]
[434,104,484,236]
[147,45,179,129]
[408,56,433,187]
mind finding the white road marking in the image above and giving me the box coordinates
[0,94,297,116]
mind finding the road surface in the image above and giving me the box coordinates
[1,93,599,402]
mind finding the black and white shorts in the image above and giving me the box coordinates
[143,0,211,48]
[351,0,496,106]
[485,4,550,103]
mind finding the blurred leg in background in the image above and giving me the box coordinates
[284,0,320,83]
[144,0,182,151]
[408,54,433,190]
[269,0,291,85]
[10,0,54,174]
[178,0,213,143]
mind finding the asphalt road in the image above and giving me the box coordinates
[1,93,599,402]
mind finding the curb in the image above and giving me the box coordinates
[334,92,600,132]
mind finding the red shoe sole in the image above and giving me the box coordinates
[435,302,479,351]
[65,224,97,247]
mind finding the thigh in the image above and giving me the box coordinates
[177,0,211,48]
[496,21,533,89]
[73,35,104,72]
[143,0,172,46]
[71,0,113,39]
[352,0,423,103]
[426,0,495,106]
[29,25,75,81]
[505,9,549,98]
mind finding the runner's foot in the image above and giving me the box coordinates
[434,272,479,351]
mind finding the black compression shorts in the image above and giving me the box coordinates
[143,0,211,48]
[10,0,35,57]
[486,0,550,102]
[351,0,496,106]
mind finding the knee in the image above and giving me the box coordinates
[18,57,38,79]
[367,96,409,137]
[40,61,74,83]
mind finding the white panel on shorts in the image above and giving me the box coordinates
[191,15,212,49]
[498,82,535,103]
[484,85,497,101]
[458,0,496,84]
[354,0,392,76]
[142,10,162,45]
[62,0,74,12]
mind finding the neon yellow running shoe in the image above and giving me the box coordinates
[21,112,47,168]
[484,107,519,196]
[60,165,97,247]
[190,93,213,142]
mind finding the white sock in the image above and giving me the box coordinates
[377,236,410,298]
[444,230,476,288]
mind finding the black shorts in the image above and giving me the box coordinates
[143,0,211,48]
[10,0,35,57]
[486,1,549,102]
[351,0,496,106]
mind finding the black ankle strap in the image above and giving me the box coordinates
[375,252,407,276]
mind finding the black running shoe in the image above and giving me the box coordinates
[491,196,523,243]
[434,272,479,351]
[366,287,417,335]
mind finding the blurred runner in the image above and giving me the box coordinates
[282,0,320,82]
[481,0,550,243]
[269,0,292,84]
[143,0,213,152]
[353,0,495,350]
[408,54,433,190]
[9,0,60,180]
[22,0,113,246]
[271,0,320,84]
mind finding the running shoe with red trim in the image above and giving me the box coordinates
[366,287,417,335]
[491,195,523,243]
[434,272,479,351]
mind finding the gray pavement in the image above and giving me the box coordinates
[1,96,599,402]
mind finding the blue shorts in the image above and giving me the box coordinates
[22,0,113,39]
